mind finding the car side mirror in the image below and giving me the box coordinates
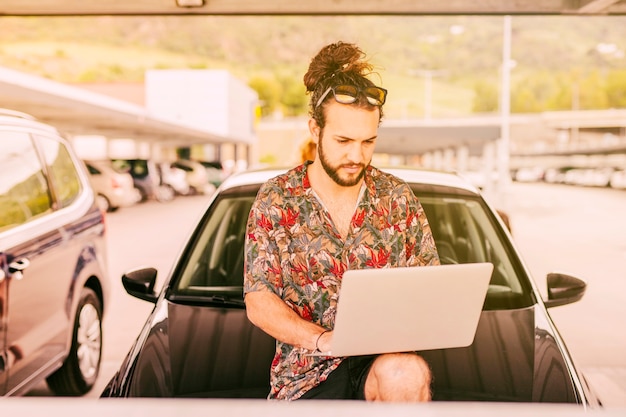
[544,272,587,308]
[122,267,159,303]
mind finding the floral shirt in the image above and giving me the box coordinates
[243,163,440,400]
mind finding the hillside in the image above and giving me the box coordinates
[1,15,625,117]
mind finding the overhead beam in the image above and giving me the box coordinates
[1,0,626,16]
[577,0,624,14]
[0,66,236,146]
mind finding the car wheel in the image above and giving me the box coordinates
[135,186,149,202]
[95,194,112,212]
[46,287,102,396]
[155,184,175,202]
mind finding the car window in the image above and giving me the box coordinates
[170,184,534,310]
[418,193,534,310]
[85,163,101,175]
[0,131,52,232]
[36,134,82,208]
[172,162,193,172]
[111,159,132,174]
[173,190,256,301]
[115,159,149,178]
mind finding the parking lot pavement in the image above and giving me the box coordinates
[584,367,626,407]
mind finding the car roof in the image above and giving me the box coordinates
[0,113,61,136]
[220,165,481,195]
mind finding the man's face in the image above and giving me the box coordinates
[315,102,379,187]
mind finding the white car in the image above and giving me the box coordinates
[158,163,191,196]
[85,159,141,212]
[609,169,626,189]
[171,159,215,195]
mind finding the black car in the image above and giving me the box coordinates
[0,109,110,396]
[101,167,600,407]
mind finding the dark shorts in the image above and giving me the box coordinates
[298,355,377,400]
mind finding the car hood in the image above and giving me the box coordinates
[419,305,578,402]
[122,300,578,402]
[126,300,274,398]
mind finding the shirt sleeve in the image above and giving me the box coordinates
[243,185,284,297]
[404,185,440,267]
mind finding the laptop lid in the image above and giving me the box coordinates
[313,262,493,357]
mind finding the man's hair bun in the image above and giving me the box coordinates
[303,41,374,92]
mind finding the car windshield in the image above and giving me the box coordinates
[170,183,534,310]
[171,186,256,302]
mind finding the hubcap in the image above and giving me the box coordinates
[76,303,101,379]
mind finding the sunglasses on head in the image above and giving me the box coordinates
[315,84,388,109]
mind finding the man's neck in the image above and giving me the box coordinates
[306,161,365,239]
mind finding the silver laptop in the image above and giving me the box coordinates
[310,262,493,357]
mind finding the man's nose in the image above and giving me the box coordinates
[346,142,364,162]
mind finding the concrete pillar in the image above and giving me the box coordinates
[456,145,469,174]
[443,148,455,172]
[429,150,443,171]
[136,141,151,159]
[201,144,220,161]
[236,143,248,171]
[481,141,496,201]
[220,143,236,176]
[420,152,431,169]
[496,138,512,190]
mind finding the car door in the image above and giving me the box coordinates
[0,253,7,394]
[0,131,76,395]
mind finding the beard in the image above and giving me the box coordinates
[317,134,367,187]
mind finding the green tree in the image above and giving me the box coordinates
[512,71,561,113]
[472,79,498,112]
[279,75,308,117]
[248,76,282,117]
[605,69,626,108]
[578,70,608,109]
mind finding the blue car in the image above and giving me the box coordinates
[0,109,110,396]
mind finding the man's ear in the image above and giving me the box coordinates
[308,119,321,144]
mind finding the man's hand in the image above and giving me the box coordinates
[315,329,333,353]
[245,290,328,351]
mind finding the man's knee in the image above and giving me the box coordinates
[364,353,432,402]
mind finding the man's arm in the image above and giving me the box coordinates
[245,291,332,352]
[243,185,332,353]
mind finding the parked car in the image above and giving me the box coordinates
[609,169,626,189]
[111,159,159,202]
[101,167,600,408]
[171,159,214,195]
[156,162,191,197]
[512,166,544,182]
[110,159,175,202]
[563,167,614,188]
[543,166,575,184]
[195,160,227,187]
[84,159,140,212]
[0,109,110,396]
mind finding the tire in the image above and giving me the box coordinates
[155,184,175,202]
[135,186,149,202]
[95,194,112,213]
[46,287,103,396]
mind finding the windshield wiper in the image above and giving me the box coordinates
[168,293,245,307]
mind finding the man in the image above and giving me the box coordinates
[244,41,440,401]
